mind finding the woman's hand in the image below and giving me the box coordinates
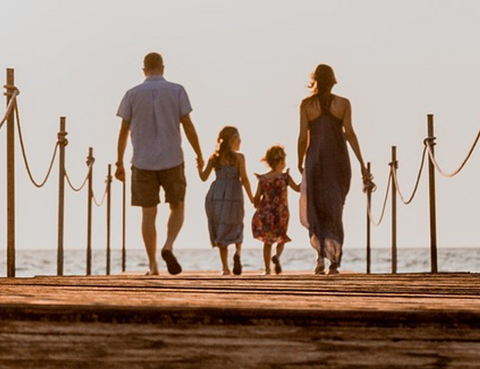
[362,168,376,193]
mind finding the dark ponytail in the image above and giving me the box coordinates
[211,126,240,170]
[308,64,337,115]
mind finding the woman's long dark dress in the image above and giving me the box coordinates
[304,112,351,266]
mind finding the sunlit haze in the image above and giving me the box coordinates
[2,0,480,254]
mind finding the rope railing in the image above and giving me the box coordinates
[65,161,93,192]
[14,101,60,188]
[425,127,480,178]
[92,175,112,207]
[3,69,125,278]
[390,145,428,205]
[0,85,19,130]
[366,172,392,227]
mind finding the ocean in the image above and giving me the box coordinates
[1,247,480,277]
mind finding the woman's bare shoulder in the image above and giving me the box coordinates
[332,94,350,107]
[331,95,351,117]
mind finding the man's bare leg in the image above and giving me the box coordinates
[163,201,184,252]
[161,201,184,275]
[142,206,159,275]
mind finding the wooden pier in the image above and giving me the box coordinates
[1,272,480,368]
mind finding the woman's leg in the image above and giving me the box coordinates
[263,243,272,274]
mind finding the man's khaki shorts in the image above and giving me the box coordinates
[131,164,186,207]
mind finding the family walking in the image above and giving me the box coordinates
[115,52,372,276]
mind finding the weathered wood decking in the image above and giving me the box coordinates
[1,272,480,368]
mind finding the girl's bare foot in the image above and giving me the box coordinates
[146,261,159,276]
[233,254,242,275]
[272,255,282,274]
[222,269,231,276]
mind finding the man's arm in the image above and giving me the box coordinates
[180,113,204,169]
[115,119,130,182]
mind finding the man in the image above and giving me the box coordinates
[115,52,204,275]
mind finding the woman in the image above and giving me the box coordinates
[297,64,370,275]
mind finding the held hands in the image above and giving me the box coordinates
[196,156,205,170]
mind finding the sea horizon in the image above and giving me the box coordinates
[2,246,479,278]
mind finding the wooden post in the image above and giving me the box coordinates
[106,165,112,275]
[427,114,438,273]
[6,69,15,278]
[57,117,67,276]
[86,147,94,276]
[391,146,397,274]
[366,162,372,274]
[122,180,126,272]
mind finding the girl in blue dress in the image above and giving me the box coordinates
[198,126,254,275]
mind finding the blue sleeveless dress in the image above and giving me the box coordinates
[305,113,351,266]
[205,165,244,247]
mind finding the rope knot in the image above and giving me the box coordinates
[423,137,436,147]
[3,85,20,97]
[86,156,95,166]
[389,160,399,170]
[57,131,69,146]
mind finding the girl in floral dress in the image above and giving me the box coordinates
[252,146,300,275]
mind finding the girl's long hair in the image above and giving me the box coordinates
[211,126,239,170]
[305,64,337,115]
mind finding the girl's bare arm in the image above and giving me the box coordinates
[288,174,300,192]
[237,153,254,204]
[198,157,214,182]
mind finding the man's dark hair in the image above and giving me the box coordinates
[144,52,164,70]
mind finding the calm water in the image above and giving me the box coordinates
[1,247,480,277]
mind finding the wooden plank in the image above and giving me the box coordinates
[1,273,480,367]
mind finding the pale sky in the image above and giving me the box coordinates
[2,0,480,257]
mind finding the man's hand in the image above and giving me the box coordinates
[115,163,126,182]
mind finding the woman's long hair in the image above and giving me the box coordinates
[306,64,337,114]
[211,126,239,170]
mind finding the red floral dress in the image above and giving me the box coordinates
[252,172,291,244]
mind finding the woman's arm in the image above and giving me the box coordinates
[297,104,309,174]
[198,156,214,182]
[237,153,254,204]
[342,99,368,178]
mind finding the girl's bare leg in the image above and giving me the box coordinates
[272,243,285,274]
[218,246,230,275]
[233,243,242,275]
[275,243,285,258]
[263,243,272,274]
